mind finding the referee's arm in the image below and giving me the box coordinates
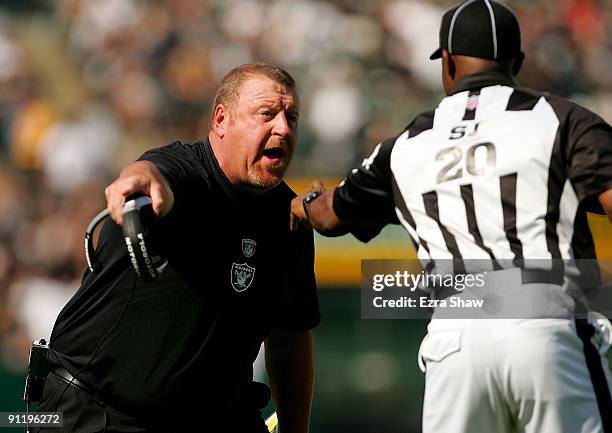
[291,138,398,237]
[290,182,342,234]
[600,189,612,222]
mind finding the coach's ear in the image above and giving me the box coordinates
[512,52,525,76]
[212,104,228,138]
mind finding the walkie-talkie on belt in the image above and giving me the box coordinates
[23,338,49,404]
[23,338,49,432]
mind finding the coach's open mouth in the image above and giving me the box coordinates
[263,147,286,159]
[262,147,287,166]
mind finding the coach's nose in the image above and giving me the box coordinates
[272,111,291,137]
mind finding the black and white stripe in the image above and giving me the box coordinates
[387,83,601,269]
[334,72,610,279]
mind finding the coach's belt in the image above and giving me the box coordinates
[52,367,98,397]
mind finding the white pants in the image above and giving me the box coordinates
[419,317,612,433]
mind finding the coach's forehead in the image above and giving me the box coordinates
[237,75,299,109]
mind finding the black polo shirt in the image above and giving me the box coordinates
[48,138,320,425]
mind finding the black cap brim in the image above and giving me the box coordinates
[429,48,442,60]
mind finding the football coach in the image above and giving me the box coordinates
[35,63,319,433]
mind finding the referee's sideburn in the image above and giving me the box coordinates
[290,1,612,433]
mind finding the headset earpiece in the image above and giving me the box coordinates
[85,209,111,273]
[84,196,166,280]
[122,197,159,281]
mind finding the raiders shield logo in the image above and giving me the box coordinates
[231,263,255,292]
[242,239,256,257]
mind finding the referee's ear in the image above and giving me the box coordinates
[441,50,456,95]
[442,50,456,78]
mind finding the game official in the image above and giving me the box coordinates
[290,1,612,432]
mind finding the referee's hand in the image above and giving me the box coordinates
[105,161,174,226]
[290,180,326,231]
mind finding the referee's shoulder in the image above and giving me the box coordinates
[402,110,436,139]
[370,110,436,156]
[511,85,606,124]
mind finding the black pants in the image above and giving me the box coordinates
[34,372,269,433]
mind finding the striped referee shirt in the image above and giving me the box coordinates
[334,71,612,277]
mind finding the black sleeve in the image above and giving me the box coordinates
[272,227,320,332]
[333,136,400,242]
[137,141,209,212]
[564,104,612,213]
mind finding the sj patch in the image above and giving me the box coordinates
[231,263,256,292]
[242,239,256,257]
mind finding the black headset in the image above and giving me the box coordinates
[85,196,166,281]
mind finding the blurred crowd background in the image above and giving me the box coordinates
[0,0,611,431]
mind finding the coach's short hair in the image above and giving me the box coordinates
[212,63,296,117]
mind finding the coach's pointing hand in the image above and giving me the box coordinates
[105,160,174,225]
